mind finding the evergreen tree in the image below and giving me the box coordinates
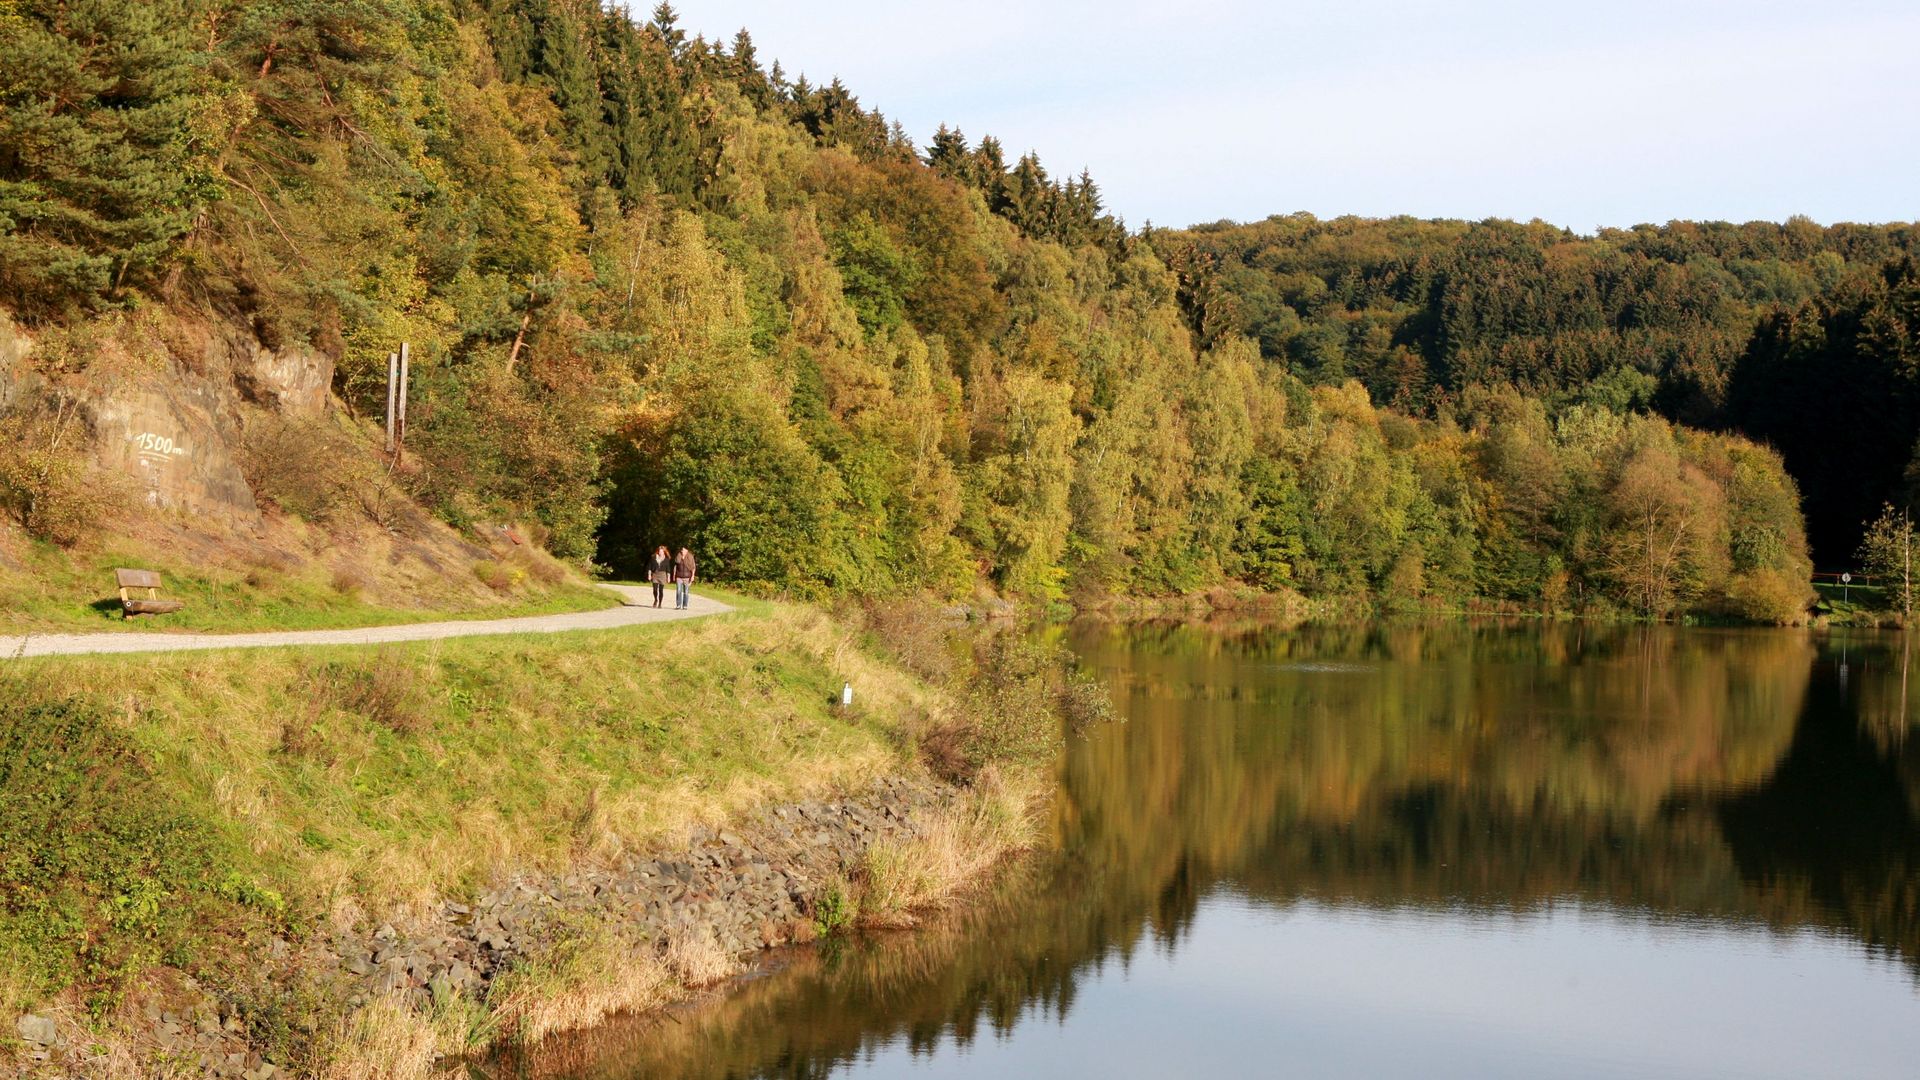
[926,125,972,185]
[650,2,685,55]
[0,0,220,314]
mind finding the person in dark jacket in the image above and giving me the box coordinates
[672,547,697,609]
[647,545,672,608]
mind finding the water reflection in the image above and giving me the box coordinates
[501,623,1920,1079]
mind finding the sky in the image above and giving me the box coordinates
[663,0,1920,233]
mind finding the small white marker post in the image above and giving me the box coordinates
[841,682,854,707]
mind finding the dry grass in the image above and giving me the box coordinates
[663,927,737,988]
[488,927,674,1047]
[2,597,1029,1079]
[0,987,207,1080]
[317,996,461,1080]
[859,768,1041,927]
[0,507,610,636]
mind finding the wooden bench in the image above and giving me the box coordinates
[114,568,185,619]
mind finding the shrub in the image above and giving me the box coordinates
[810,878,858,938]
[240,415,364,524]
[1723,568,1815,625]
[330,563,374,596]
[472,560,523,593]
[243,415,412,531]
[860,596,962,684]
[1057,669,1118,733]
[919,632,1119,780]
[0,410,130,545]
[959,636,1067,772]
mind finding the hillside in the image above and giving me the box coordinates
[0,594,1071,1076]
[1156,214,1920,562]
[0,0,1850,622]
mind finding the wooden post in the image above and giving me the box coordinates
[396,342,410,463]
[384,351,399,452]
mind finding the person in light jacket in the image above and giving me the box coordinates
[647,545,672,608]
[673,547,697,609]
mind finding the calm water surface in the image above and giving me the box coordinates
[503,623,1920,1078]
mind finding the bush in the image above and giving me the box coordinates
[959,636,1067,772]
[1057,669,1118,733]
[0,410,130,545]
[917,631,1120,780]
[860,597,963,684]
[242,415,415,532]
[1723,568,1815,625]
[473,560,524,593]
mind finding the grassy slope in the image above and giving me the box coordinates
[0,593,950,1033]
[0,519,614,635]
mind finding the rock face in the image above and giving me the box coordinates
[89,373,264,522]
[3,311,338,524]
[221,328,331,417]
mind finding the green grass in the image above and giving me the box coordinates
[0,538,616,635]
[0,600,944,1033]
[1813,581,1895,625]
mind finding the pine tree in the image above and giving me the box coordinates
[726,28,771,108]
[536,0,611,186]
[0,0,221,314]
[927,125,972,184]
[650,3,685,55]
[973,135,1009,215]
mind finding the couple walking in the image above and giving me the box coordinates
[647,546,697,609]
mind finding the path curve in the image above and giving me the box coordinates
[0,585,729,659]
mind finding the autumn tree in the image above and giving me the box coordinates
[1858,503,1916,619]
[1602,429,1727,617]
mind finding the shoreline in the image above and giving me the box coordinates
[5,769,1044,1080]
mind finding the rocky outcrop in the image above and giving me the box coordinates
[2,311,339,525]
[88,372,264,522]
[220,329,330,418]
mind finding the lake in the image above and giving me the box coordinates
[500,622,1920,1079]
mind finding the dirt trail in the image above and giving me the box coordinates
[0,584,727,659]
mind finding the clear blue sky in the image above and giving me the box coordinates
[666,0,1920,233]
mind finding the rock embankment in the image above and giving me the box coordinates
[326,775,949,1013]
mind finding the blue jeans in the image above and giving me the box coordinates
[675,581,690,608]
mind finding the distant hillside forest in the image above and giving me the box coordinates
[1155,215,1920,564]
[4,0,1910,622]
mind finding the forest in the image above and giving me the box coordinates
[1155,214,1920,564]
[4,0,1908,622]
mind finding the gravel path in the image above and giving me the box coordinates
[0,584,728,659]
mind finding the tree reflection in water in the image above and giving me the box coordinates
[493,623,1920,1080]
